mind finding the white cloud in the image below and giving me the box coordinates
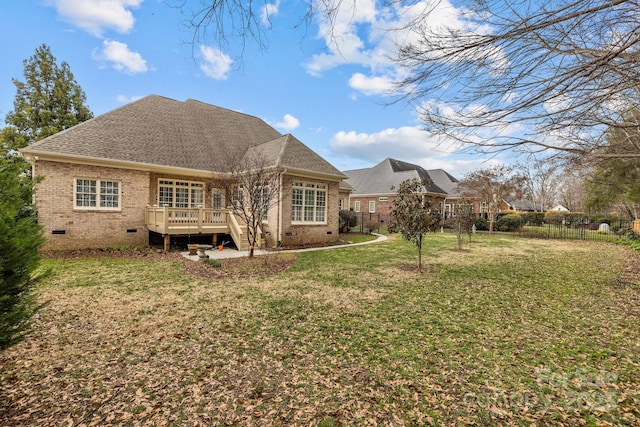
[330,125,461,163]
[304,0,508,99]
[199,45,233,80]
[275,114,300,131]
[116,94,143,103]
[96,40,148,74]
[47,0,142,37]
[261,1,280,26]
[348,73,395,96]
[330,125,503,177]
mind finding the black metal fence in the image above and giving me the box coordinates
[346,210,637,243]
[512,220,633,242]
[349,212,393,234]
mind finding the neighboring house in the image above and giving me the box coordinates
[426,168,474,219]
[501,197,538,213]
[20,95,347,251]
[343,158,449,224]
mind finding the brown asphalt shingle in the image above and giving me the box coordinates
[22,95,343,178]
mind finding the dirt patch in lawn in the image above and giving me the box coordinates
[181,252,298,279]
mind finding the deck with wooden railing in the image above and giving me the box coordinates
[145,206,231,235]
[145,206,255,251]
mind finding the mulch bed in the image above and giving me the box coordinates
[180,253,298,279]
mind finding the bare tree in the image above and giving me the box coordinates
[452,199,475,250]
[396,0,640,158]
[585,109,640,219]
[215,152,282,257]
[174,0,640,159]
[520,157,562,212]
[457,165,525,233]
[170,0,357,54]
[555,163,591,212]
[390,178,441,270]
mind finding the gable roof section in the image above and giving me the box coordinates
[21,95,340,178]
[243,134,346,179]
[343,158,448,195]
[427,168,461,197]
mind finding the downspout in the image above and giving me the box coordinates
[278,170,287,246]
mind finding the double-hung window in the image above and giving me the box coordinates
[232,184,244,208]
[158,179,204,208]
[292,181,327,223]
[259,185,270,221]
[212,189,225,209]
[74,178,120,210]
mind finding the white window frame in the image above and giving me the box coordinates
[378,196,388,202]
[232,184,244,209]
[291,181,327,224]
[74,178,121,210]
[258,185,270,221]
[211,188,225,210]
[354,201,361,212]
[158,179,204,208]
[369,201,375,213]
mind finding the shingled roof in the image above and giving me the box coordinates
[21,95,345,179]
[343,158,448,195]
[242,134,346,178]
[426,168,461,196]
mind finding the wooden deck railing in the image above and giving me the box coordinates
[145,206,230,235]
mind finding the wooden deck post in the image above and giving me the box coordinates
[163,234,170,252]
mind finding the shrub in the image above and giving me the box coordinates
[364,220,380,234]
[545,211,588,227]
[544,210,567,225]
[202,258,221,268]
[521,212,545,226]
[495,213,524,232]
[339,210,358,233]
[473,217,488,231]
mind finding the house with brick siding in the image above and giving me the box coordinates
[342,158,449,226]
[20,95,347,251]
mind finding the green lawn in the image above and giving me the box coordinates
[1,234,639,426]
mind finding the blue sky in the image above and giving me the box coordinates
[0,0,507,176]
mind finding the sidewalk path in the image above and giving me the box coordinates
[181,233,388,261]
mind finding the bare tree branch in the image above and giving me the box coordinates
[395,0,640,157]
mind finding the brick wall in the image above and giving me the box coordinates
[279,175,341,246]
[349,195,395,217]
[34,160,150,250]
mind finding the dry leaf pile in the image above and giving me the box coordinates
[2,237,640,426]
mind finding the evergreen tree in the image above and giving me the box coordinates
[0,44,91,349]
[585,109,640,219]
[0,157,45,349]
[1,44,93,155]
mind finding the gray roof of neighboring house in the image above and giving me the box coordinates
[343,158,448,195]
[21,94,345,179]
[425,168,461,197]
[504,198,538,211]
